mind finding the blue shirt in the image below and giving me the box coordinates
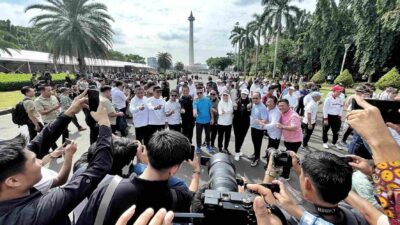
[250,102,269,129]
[193,97,212,124]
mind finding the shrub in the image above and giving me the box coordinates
[375,67,400,90]
[311,70,326,84]
[334,69,354,87]
[265,71,273,78]
[0,73,75,91]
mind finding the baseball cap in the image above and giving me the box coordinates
[331,85,344,92]
[289,87,295,90]
[241,89,249,95]
[310,92,322,98]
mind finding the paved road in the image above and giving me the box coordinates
[0,74,349,189]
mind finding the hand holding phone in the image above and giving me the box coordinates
[88,89,100,112]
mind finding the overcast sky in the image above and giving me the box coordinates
[0,0,316,64]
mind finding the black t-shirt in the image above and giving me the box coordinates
[76,174,192,225]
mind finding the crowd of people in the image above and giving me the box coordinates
[0,71,399,225]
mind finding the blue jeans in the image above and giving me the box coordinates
[347,133,372,159]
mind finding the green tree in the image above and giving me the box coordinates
[206,57,233,71]
[248,14,265,75]
[334,69,354,87]
[175,62,184,71]
[261,0,301,78]
[126,54,145,64]
[108,50,127,61]
[242,25,256,73]
[229,26,245,71]
[26,0,114,73]
[0,29,20,55]
[157,52,172,73]
[375,67,400,90]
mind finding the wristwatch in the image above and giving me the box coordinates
[265,170,278,178]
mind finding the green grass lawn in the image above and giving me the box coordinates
[0,91,23,109]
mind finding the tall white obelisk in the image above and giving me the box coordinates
[188,11,195,66]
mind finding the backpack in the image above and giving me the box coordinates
[11,99,30,126]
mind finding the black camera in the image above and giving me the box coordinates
[202,153,257,225]
[273,150,292,167]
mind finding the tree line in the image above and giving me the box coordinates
[228,0,400,82]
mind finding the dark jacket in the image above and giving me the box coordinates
[233,97,251,126]
[0,114,113,225]
[180,95,195,125]
[77,174,192,225]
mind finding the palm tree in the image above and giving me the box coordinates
[157,52,172,73]
[229,26,245,71]
[25,0,114,73]
[175,62,184,71]
[248,14,265,75]
[242,25,256,74]
[0,29,20,55]
[261,0,301,78]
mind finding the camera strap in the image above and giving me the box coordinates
[314,204,340,215]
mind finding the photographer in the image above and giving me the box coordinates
[77,130,195,225]
[262,150,367,225]
[0,91,114,225]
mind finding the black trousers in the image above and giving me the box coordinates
[267,137,281,149]
[233,122,249,153]
[196,122,210,148]
[210,124,218,146]
[282,141,302,179]
[302,123,316,147]
[342,126,353,142]
[322,115,341,144]
[182,120,194,143]
[251,128,264,160]
[169,124,182,133]
[217,124,232,150]
[148,124,165,140]
[27,122,44,141]
[71,115,82,129]
[135,126,149,145]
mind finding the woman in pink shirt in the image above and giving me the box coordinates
[277,99,303,180]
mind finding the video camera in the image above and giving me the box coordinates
[174,153,287,225]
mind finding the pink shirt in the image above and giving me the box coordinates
[280,109,303,142]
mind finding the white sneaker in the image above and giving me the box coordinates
[335,143,343,150]
[234,153,240,161]
[239,152,243,156]
[323,143,329,149]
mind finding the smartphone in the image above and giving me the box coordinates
[200,156,210,166]
[189,145,195,160]
[64,138,73,146]
[352,99,400,123]
[260,183,280,193]
[88,89,100,112]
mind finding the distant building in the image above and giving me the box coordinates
[185,63,208,72]
[147,57,158,69]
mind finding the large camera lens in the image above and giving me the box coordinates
[208,153,238,192]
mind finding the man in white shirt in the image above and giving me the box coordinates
[188,78,196,97]
[147,86,166,138]
[250,79,261,97]
[165,90,182,132]
[238,78,248,91]
[283,87,299,110]
[302,92,321,150]
[130,86,149,144]
[217,79,227,95]
[262,79,270,95]
[111,81,128,114]
[322,85,344,150]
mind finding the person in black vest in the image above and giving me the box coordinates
[180,85,195,143]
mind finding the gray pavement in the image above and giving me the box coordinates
[0,74,349,189]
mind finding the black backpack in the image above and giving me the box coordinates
[11,99,30,126]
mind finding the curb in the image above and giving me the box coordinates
[0,108,11,116]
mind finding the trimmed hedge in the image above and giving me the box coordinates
[0,73,75,91]
[334,69,354,87]
[311,70,326,84]
[375,67,400,90]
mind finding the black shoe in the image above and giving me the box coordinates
[251,159,259,167]
[222,149,231,155]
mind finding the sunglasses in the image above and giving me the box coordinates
[197,92,203,95]
[210,93,216,96]
[171,95,177,97]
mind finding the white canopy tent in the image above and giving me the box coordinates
[0,49,150,73]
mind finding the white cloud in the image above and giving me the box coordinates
[0,0,315,64]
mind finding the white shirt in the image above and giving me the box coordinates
[130,96,149,128]
[218,85,227,95]
[263,106,282,140]
[217,100,233,125]
[323,95,344,118]
[147,97,166,125]
[34,167,57,193]
[303,100,318,124]
[283,93,299,109]
[165,100,181,125]
[189,84,196,97]
[111,88,127,109]
[239,82,248,91]
[250,84,260,95]
[262,85,269,95]
[303,94,312,107]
